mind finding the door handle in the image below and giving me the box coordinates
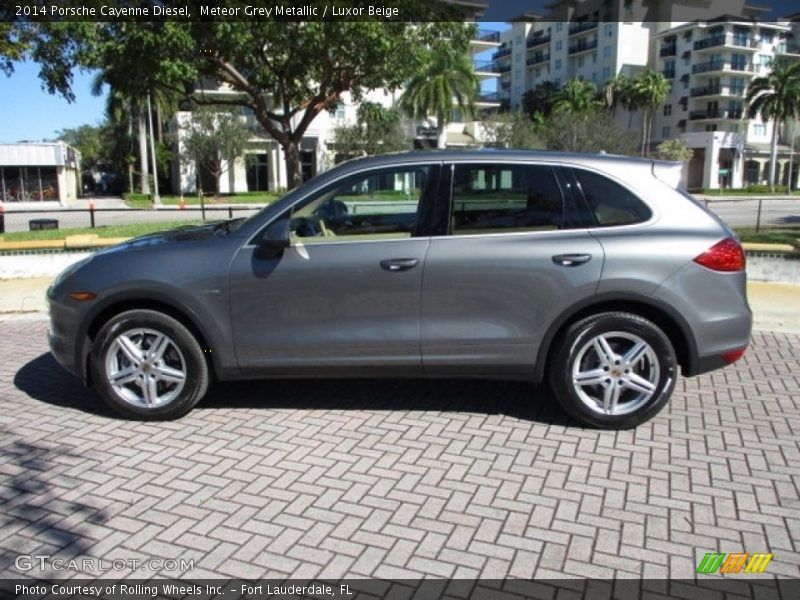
[380,258,419,272]
[552,253,592,267]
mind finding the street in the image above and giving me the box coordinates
[1,197,797,235]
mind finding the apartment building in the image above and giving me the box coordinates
[491,0,800,189]
[651,18,799,189]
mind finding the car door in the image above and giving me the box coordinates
[421,161,604,376]
[228,163,439,375]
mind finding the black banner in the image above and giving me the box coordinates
[1,579,799,600]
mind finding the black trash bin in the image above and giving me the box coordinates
[29,219,59,231]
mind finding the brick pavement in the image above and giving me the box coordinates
[0,319,798,580]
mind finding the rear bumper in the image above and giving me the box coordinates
[654,263,752,377]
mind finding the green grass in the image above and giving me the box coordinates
[2,220,205,242]
[735,227,800,245]
[124,192,280,209]
[696,186,799,196]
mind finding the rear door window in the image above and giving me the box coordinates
[450,163,572,234]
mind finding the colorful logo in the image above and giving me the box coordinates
[696,552,772,574]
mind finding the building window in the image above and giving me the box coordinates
[555,59,562,70]
[662,126,671,139]
[603,46,612,59]
[556,22,563,32]
[333,102,346,120]
[602,66,611,79]
[759,29,773,44]
[534,67,541,78]
[556,40,563,51]
[577,56,584,67]
[705,124,718,132]
[753,123,766,136]
[605,25,613,37]
[663,104,672,116]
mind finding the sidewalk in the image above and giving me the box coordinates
[2,277,799,333]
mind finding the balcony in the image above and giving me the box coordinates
[527,52,550,66]
[492,47,512,60]
[659,44,676,57]
[690,84,721,97]
[689,108,743,121]
[692,61,753,74]
[527,34,551,48]
[662,69,676,79]
[777,43,800,55]
[694,34,758,51]
[473,60,504,74]
[476,91,501,103]
[569,21,598,35]
[690,84,745,98]
[494,62,511,73]
[474,29,501,44]
[568,39,598,55]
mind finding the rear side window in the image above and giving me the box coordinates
[573,169,651,227]
[450,163,567,234]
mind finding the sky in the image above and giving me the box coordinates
[0,0,797,143]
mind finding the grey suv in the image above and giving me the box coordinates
[48,150,751,428]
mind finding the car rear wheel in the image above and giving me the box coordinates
[549,312,677,429]
[90,310,209,420]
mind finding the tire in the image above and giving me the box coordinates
[90,309,209,420]
[548,311,677,429]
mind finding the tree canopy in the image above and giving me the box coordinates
[5,13,471,188]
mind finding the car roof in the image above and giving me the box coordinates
[336,149,668,170]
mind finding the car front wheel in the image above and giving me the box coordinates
[549,312,677,429]
[90,309,209,420]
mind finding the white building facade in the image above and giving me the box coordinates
[652,19,800,189]
[0,142,81,206]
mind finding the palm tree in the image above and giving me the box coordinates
[92,75,153,194]
[400,51,478,149]
[746,58,800,191]
[603,74,632,119]
[552,78,601,117]
[631,69,671,156]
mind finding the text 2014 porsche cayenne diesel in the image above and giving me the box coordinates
[48,150,751,428]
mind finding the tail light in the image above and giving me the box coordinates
[693,238,746,272]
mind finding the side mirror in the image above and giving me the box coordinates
[256,218,290,259]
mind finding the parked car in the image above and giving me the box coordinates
[48,150,751,428]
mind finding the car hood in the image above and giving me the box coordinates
[97,223,222,255]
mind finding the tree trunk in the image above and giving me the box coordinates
[769,119,779,192]
[436,113,447,149]
[138,112,150,195]
[284,141,304,190]
[641,108,649,157]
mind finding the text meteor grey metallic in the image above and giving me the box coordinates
[48,150,751,428]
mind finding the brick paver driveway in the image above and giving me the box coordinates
[1,319,798,580]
